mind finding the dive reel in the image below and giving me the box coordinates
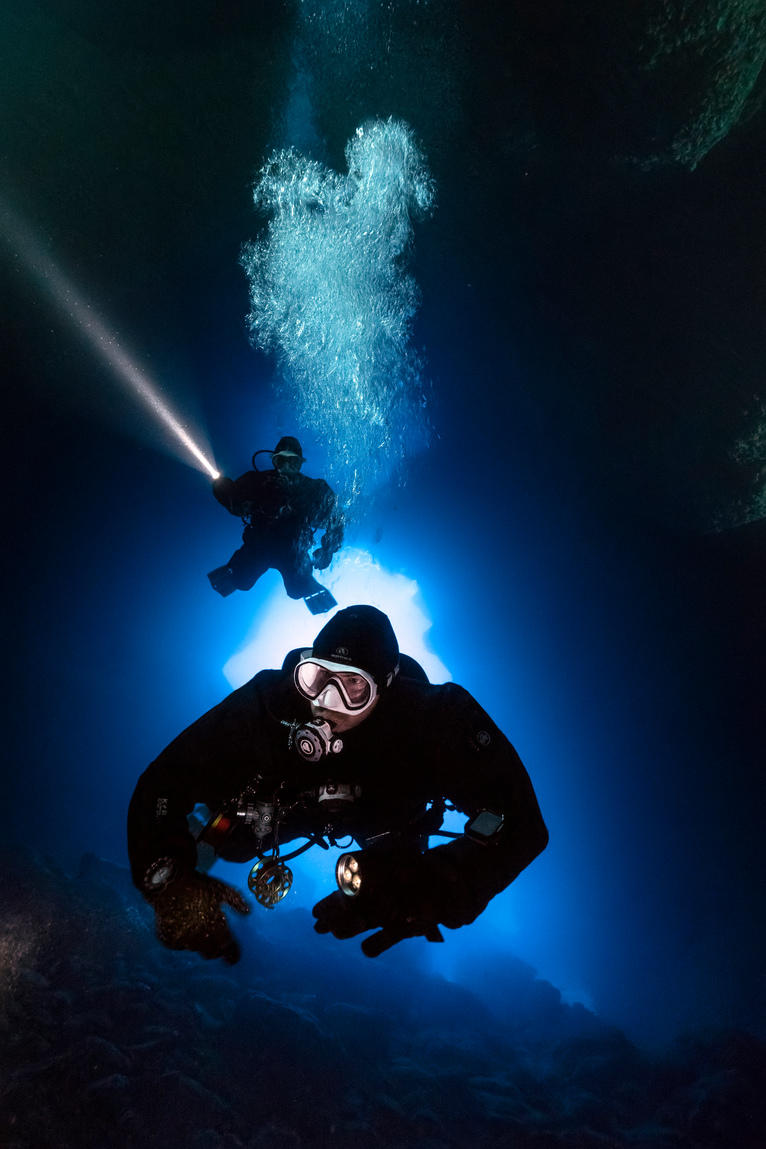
[200,795,295,909]
[231,796,299,907]
[247,857,293,908]
[200,784,355,910]
[245,775,361,907]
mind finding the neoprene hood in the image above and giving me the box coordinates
[312,605,400,686]
[273,436,305,460]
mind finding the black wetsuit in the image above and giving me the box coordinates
[128,664,548,929]
[212,469,344,599]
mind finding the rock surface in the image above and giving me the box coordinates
[0,847,763,1148]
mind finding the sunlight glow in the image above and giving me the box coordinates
[223,547,450,687]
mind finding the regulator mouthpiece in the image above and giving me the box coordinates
[282,718,343,762]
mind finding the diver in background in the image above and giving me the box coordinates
[208,436,343,615]
[127,605,548,965]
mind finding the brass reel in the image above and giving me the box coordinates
[247,859,293,908]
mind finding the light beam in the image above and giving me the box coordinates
[0,197,218,479]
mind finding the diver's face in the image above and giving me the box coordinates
[274,453,302,475]
[310,696,380,734]
[295,657,381,733]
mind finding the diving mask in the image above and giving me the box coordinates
[273,451,303,473]
[294,653,378,717]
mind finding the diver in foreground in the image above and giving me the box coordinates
[127,606,548,964]
[208,436,343,615]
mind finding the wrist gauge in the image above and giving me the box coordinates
[464,810,505,844]
[144,857,179,892]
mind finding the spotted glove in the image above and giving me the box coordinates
[151,870,250,964]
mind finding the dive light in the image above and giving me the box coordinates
[336,852,363,896]
[334,848,444,952]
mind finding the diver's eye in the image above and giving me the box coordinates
[342,674,369,703]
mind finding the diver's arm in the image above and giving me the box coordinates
[421,684,548,927]
[312,481,345,565]
[213,472,260,518]
[313,688,547,953]
[212,475,237,513]
[127,681,271,897]
[127,755,201,895]
[127,724,255,963]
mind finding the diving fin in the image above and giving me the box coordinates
[303,587,337,615]
[207,565,238,597]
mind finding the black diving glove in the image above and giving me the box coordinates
[312,847,479,957]
[150,870,250,964]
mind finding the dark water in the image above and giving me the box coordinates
[1,2,765,1145]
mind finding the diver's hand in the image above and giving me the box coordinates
[361,919,443,958]
[312,885,444,957]
[151,870,250,964]
[312,890,374,939]
[311,546,333,571]
[312,846,486,956]
[418,844,490,930]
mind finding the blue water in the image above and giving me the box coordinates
[1,0,764,1065]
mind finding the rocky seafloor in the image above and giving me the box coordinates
[0,845,763,1149]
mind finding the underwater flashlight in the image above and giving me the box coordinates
[333,848,445,953]
[335,848,419,900]
[336,852,363,896]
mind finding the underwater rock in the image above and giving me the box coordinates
[192,1131,226,1149]
[139,1070,231,1126]
[80,1072,132,1120]
[466,0,766,170]
[0,845,764,1148]
[654,1030,766,1148]
[639,0,766,168]
[246,1123,302,1149]
[319,1000,395,1064]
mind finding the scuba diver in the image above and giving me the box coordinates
[208,436,344,615]
[127,605,549,964]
